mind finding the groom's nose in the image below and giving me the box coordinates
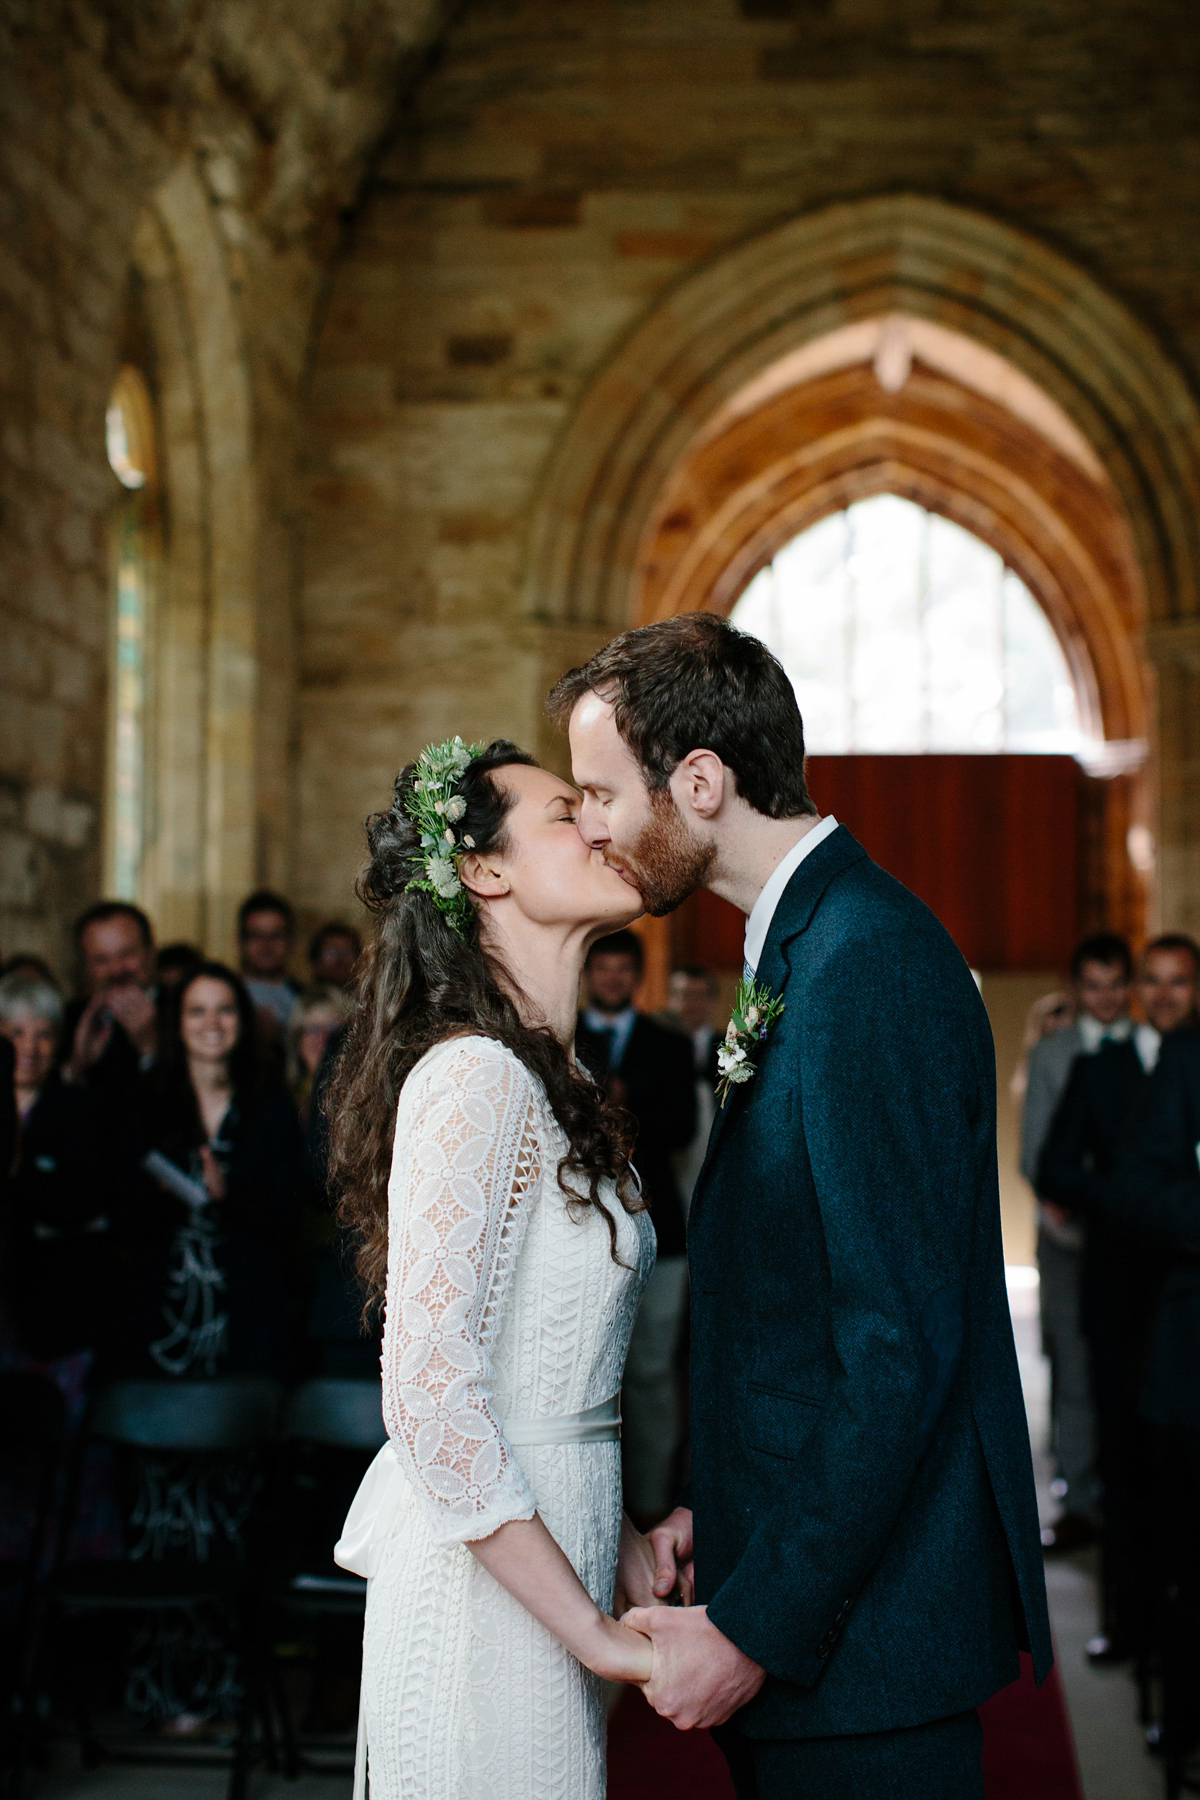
[577,792,608,847]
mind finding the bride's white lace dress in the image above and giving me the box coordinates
[335,1035,654,1800]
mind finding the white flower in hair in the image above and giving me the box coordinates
[401,735,487,935]
[427,855,462,899]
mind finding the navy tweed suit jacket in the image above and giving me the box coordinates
[687,826,1052,1739]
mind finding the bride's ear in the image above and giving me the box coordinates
[459,851,510,901]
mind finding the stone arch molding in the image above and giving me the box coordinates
[525,193,1200,640]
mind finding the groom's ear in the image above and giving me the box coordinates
[671,749,727,821]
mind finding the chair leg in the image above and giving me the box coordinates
[264,1638,302,1780]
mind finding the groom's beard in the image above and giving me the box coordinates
[612,790,716,917]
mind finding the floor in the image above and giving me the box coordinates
[1010,1277,1163,1800]
[26,1283,1164,1799]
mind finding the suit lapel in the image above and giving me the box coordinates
[688,826,868,1223]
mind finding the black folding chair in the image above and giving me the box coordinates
[267,1377,386,1777]
[0,1371,68,1794]
[17,1376,283,1800]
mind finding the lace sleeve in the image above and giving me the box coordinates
[381,1038,541,1545]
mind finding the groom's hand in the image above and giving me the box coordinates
[620,1605,766,1729]
[647,1505,694,1605]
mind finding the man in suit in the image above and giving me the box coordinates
[576,930,696,1522]
[1021,930,1133,1553]
[1110,1021,1200,1782]
[1037,935,1200,1658]
[62,901,159,1094]
[550,612,1050,1800]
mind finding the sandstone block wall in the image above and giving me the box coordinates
[298,0,1200,926]
[3,0,1200,966]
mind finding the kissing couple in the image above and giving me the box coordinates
[331,612,1051,1800]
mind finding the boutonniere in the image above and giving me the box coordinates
[716,976,785,1106]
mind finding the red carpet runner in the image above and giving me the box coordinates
[608,1654,1084,1799]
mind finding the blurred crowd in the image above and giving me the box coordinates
[1016,928,1200,1774]
[0,893,371,1401]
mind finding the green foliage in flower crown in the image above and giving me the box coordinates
[402,736,488,937]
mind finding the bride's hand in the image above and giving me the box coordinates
[583,1614,654,1685]
[613,1513,668,1616]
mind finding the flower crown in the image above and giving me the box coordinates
[403,736,487,937]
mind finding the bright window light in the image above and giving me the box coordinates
[731,494,1082,755]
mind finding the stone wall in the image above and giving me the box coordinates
[298,0,1200,933]
[0,0,445,970]
[4,0,1200,966]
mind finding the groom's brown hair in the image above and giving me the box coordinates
[547,611,817,820]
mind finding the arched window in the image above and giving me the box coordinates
[105,366,158,900]
[730,494,1081,756]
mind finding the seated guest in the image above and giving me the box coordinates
[126,962,304,1382]
[308,921,362,991]
[1111,1015,1200,1777]
[62,901,158,1095]
[237,889,300,1041]
[1038,934,1200,1659]
[155,941,204,990]
[576,931,695,1524]
[1022,929,1133,1552]
[0,973,121,1364]
[286,983,352,1126]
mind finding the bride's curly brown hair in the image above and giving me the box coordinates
[326,739,641,1315]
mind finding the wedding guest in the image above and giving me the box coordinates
[576,931,695,1523]
[237,889,300,1041]
[127,961,304,1382]
[0,972,121,1364]
[1021,930,1132,1553]
[287,983,352,1126]
[1038,934,1200,1656]
[1109,1019,1200,1779]
[0,953,60,988]
[62,901,158,1096]
[661,965,721,1213]
[156,941,204,990]
[308,921,363,991]
[1009,987,1074,1108]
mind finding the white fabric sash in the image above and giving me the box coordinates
[333,1394,621,1581]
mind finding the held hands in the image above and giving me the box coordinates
[620,1604,766,1730]
[620,1507,765,1730]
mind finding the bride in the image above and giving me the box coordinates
[329,737,670,1799]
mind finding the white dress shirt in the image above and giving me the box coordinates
[742,815,840,976]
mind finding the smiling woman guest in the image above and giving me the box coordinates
[125,962,304,1383]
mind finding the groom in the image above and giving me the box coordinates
[549,613,1051,1799]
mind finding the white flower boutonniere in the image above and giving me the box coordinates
[716,976,785,1107]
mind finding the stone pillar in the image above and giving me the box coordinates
[1146,620,1200,940]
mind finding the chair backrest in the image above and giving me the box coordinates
[285,1378,386,1451]
[0,1369,67,1451]
[89,1377,283,1450]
